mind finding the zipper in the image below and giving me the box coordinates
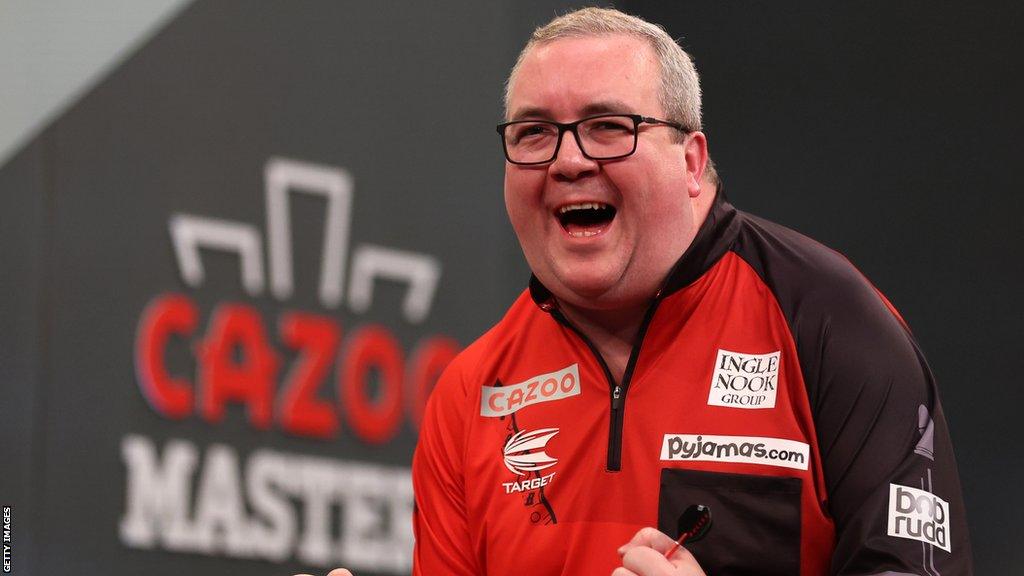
[609,384,624,469]
[550,298,662,471]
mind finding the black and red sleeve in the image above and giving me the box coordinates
[733,211,973,576]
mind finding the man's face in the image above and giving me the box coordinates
[504,34,707,312]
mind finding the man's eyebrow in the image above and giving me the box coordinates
[509,106,552,121]
[580,100,633,117]
[509,100,635,122]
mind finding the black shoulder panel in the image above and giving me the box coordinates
[729,210,973,575]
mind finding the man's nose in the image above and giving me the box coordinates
[550,131,598,180]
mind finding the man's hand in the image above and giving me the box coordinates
[293,570,353,576]
[612,527,706,576]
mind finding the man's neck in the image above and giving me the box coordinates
[557,299,649,385]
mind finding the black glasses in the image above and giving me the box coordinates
[496,114,688,165]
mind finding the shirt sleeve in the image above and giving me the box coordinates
[733,214,974,575]
[411,359,480,575]
[800,272,974,575]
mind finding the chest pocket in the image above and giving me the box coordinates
[658,468,802,575]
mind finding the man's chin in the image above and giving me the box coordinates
[530,257,633,304]
[546,274,625,307]
[541,261,667,311]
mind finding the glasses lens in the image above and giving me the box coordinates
[578,115,636,159]
[504,122,559,163]
[501,115,639,164]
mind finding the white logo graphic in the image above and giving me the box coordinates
[887,484,951,552]
[660,434,809,470]
[707,349,780,409]
[502,471,556,494]
[502,428,559,476]
[481,364,580,417]
[169,157,441,323]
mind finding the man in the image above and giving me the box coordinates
[318,7,972,575]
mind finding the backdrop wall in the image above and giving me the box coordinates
[1,1,1019,575]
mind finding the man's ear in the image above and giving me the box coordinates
[683,131,708,198]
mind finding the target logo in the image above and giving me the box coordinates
[502,428,559,476]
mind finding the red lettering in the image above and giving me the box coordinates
[135,294,459,442]
[525,381,539,403]
[540,377,557,397]
[279,312,340,439]
[560,372,576,393]
[507,388,524,409]
[341,325,403,444]
[487,391,505,413]
[407,337,460,430]
[134,293,197,419]
[197,304,278,428]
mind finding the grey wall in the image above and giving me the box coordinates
[627,1,1023,574]
[1,1,1019,575]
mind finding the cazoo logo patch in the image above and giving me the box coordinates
[480,364,580,417]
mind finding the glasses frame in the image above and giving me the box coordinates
[496,113,689,165]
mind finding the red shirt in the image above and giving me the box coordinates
[412,194,972,575]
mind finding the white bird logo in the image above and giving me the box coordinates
[503,428,559,476]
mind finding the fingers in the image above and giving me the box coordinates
[617,526,677,556]
[326,570,355,576]
[622,545,704,575]
[616,527,705,576]
[622,545,673,575]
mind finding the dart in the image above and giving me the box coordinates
[665,504,712,559]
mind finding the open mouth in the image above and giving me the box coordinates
[556,202,617,238]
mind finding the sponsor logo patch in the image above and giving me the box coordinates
[503,471,556,494]
[501,428,559,495]
[708,349,780,409]
[887,484,951,552]
[481,364,580,417]
[503,428,559,475]
[660,434,809,470]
